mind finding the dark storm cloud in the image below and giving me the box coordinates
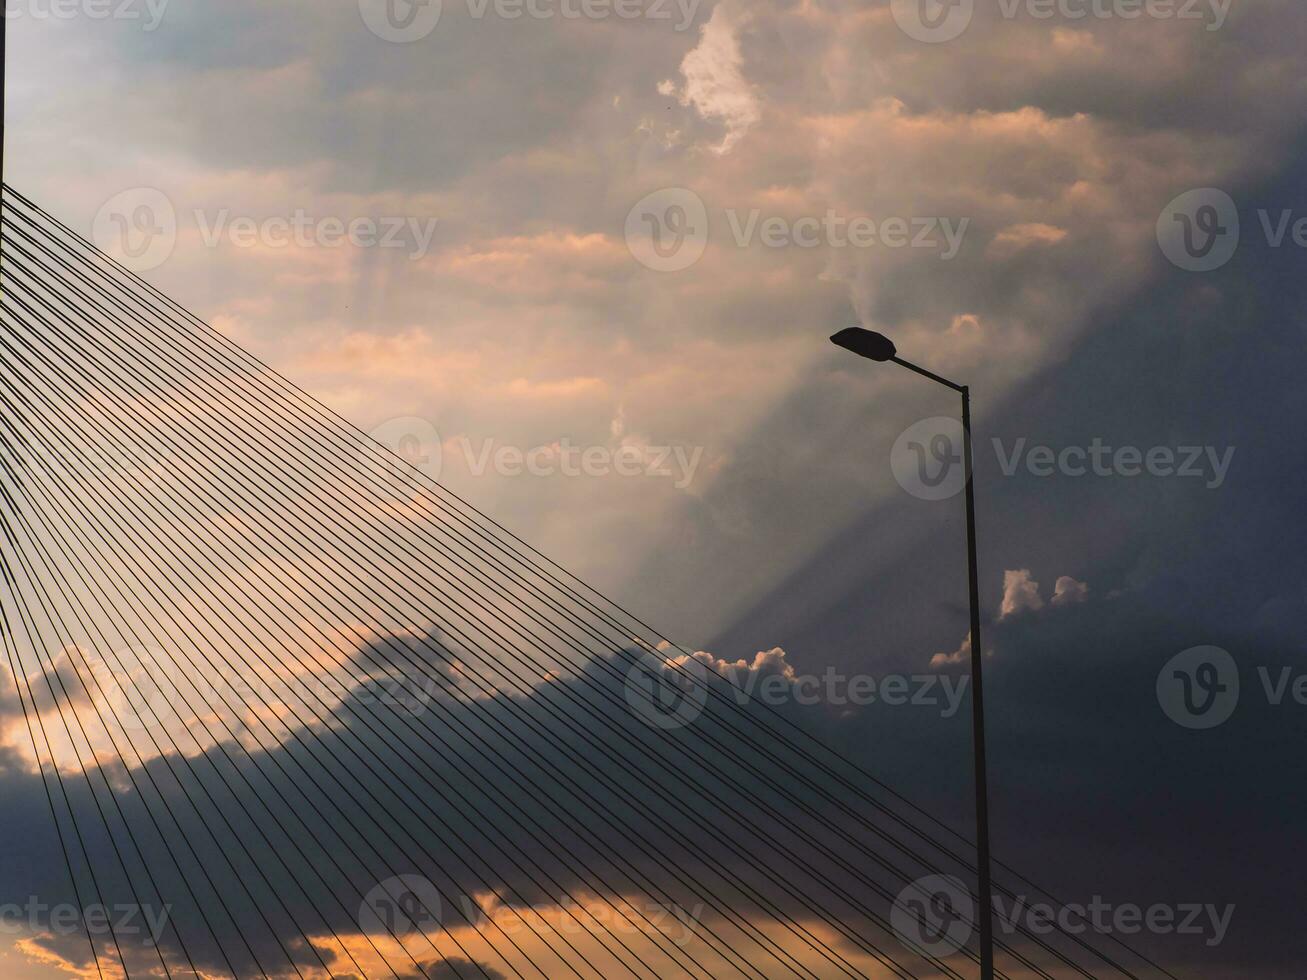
[335,961,508,980]
[704,130,1307,977]
[0,626,968,977]
[100,0,706,192]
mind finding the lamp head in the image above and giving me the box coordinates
[830,327,897,362]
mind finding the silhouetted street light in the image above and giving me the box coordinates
[831,326,995,980]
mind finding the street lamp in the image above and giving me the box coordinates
[830,326,995,980]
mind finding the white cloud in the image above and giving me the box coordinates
[697,645,797,682]
[1052,575,1090,606]
[667,4,761,154]
[931,634,972,669]
[931,570,1089,666]
[1000,569,1044,619]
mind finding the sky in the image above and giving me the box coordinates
[2,0,1306,976]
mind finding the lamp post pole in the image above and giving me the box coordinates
[831,328,994,980]
[960,383,995,980]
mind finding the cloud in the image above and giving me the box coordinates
[7,0,1306,648]
[4,5,1307,972]
[665,4,761,154]
[929,633,972,669]
[930,569,1087,665]
[1000,568,1044,619]
[324,963,506,980]
[0,634,960,978]
[986,221,1069,258]
[697,644,796,681]
[1051,575,1090,606]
